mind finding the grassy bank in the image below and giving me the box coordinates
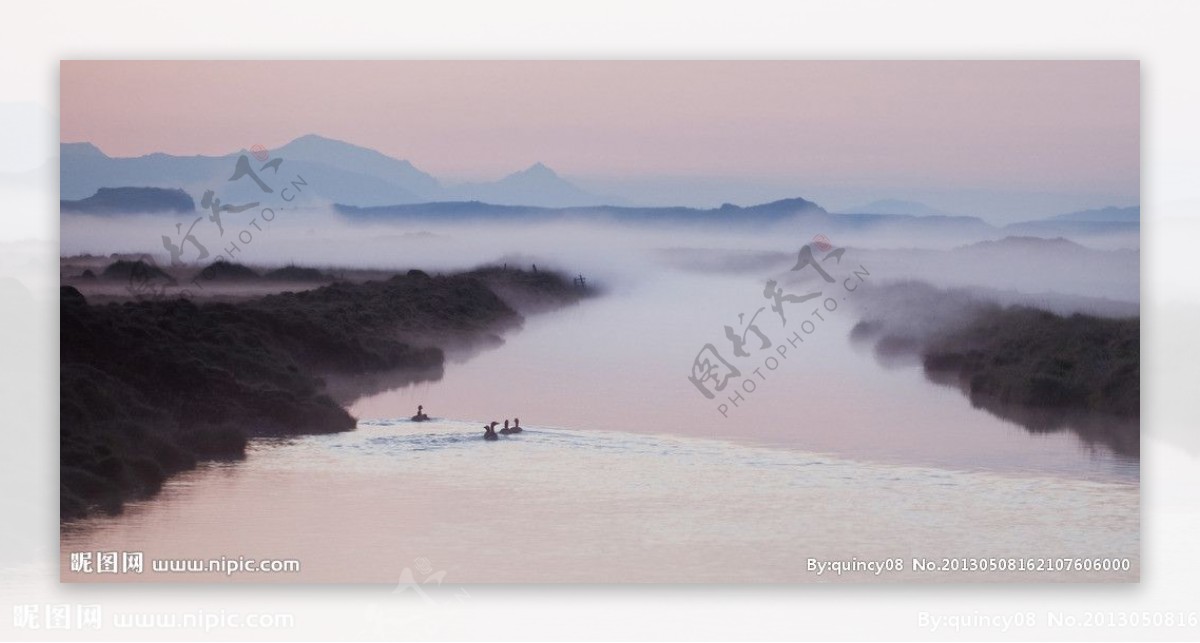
[921,307,1138,419]
[60,265,587,519]
[850,281,1139,455]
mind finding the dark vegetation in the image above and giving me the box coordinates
[101,259,175,285]
[851,282,1139,456]
[61,266,588,519]
[467,264,598,313]
[264,264,334,282]
[194,260,340,283]
[920,308,1138,419]
[196,260,260,281]
[89,258,329,289]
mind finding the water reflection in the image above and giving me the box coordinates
[852,319,1139,461]
[923,368,1140,458]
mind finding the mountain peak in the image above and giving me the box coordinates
[61,142,109,159]
[289,133,338,144]
[514,162,558,178]
[744,196,827,214]
[284,133,384,153]
[444,162,601,207]
[498,162,568,185]
[279,133,381,156]
[272,133,440,198]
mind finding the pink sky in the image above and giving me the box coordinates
[60,61,1137,194]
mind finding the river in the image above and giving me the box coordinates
[61,253,1139,582]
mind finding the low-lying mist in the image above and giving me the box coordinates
[61,206,1140,308]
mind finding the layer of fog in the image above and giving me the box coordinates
[61,206,1139,309]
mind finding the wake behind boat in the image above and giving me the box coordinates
[410,408,526,441]
[409,406,523,441]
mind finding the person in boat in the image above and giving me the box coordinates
[411,405,430,422]
[483,421,499,440]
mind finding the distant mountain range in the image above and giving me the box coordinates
[829,198,1139,242]
[1046,206,1139,223]
[59,134,1139,245]
[338,198,1133,245]
[1004,206,1139,239]
[836,199,955,217]
[60,134,611,208]
[335,197,828,226]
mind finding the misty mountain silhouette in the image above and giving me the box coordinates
[1004,206,1139,239]
[273,134,441,199]
[956,236,1090,252]
[60,138,424,207]
[61,186,195,214]
[335,196,842,227]
[60,135,607,208]
[443,162,606,207]
[1046,205,1139,223]
[836,198,954,217]
[59,135,1140,245]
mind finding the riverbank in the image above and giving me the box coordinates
[60,263,591,519]
[850,281,1139,455]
